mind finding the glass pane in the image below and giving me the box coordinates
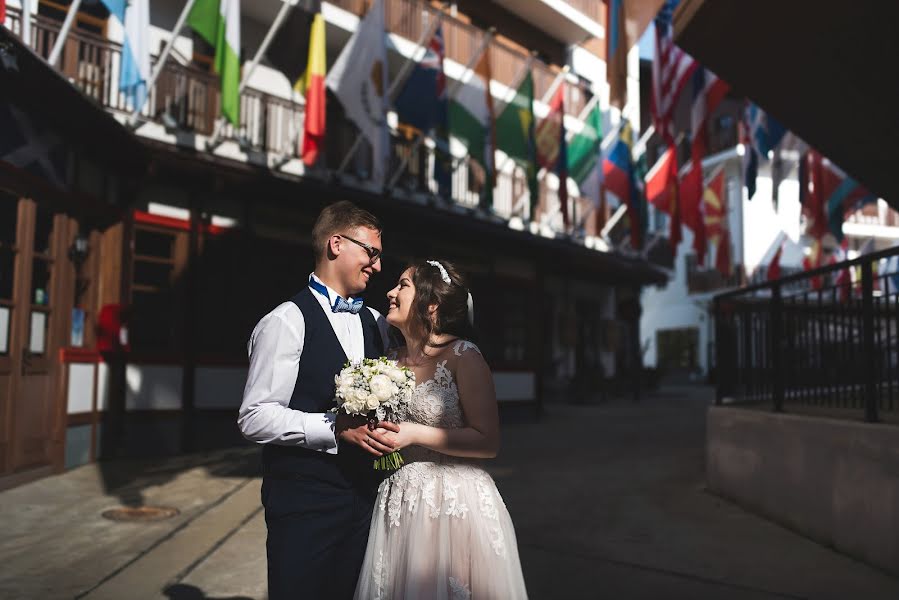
[29,311,47,355]
[131,290,175,351]
[31,259,51,306]
[135,229,174,258]
[0,247,13,301]
[0,306,9,354]
[0,199,16,246]
[134,261,173,288]
[34,207,54,255]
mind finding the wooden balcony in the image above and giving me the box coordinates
[3,3,599,236]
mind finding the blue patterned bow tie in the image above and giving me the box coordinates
[333,296,364,314]
[309,276,364,314]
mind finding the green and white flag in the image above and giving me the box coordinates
[188,0,241,125]
[496,71,537,215]
[567,103,603,203]
[449,50,494,206]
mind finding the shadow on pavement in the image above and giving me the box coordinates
[163,583,253,600]
[97,447,261,507]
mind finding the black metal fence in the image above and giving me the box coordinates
[714,245,899,423]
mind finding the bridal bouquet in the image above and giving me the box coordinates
[333,357,415,470]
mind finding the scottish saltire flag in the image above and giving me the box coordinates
[101,0,150,111]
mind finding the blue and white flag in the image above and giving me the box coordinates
[102,0,150,110]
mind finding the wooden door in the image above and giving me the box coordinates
[0,196,68,485]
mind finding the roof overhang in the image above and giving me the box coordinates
[673,0,899,204]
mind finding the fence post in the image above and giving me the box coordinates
[714,296,723,405]
[861,260,879,422]
[771,283,784,412]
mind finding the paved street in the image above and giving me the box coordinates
[2,385,898,599]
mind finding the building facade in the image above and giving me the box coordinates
[0,0,664,488]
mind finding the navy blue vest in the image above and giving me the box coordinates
[261,286,384,489]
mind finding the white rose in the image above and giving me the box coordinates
[385,367,406,384]
[365,393,381,410]
[370,374,396,402]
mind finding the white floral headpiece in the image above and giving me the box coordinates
[426,260,451,284]
[426,260,474,325]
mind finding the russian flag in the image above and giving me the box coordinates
[603,122,643,248]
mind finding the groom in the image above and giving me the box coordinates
[238,201,399,599]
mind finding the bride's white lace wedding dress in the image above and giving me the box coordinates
[354,341,528,600]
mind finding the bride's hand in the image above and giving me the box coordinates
[381,422,419,451]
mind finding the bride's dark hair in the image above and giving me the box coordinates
[405,260,477,348]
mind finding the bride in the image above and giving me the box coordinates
[354,260,528,600]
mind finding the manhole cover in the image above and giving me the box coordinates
[102,506,180,522]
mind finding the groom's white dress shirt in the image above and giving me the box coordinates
[238,273,389,454]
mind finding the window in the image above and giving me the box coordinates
[129,222,187,354]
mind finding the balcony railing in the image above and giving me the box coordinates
[329,0,594,114]
[4,4,602,235]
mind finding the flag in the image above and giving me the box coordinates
[568,102,603,205]
[803,238,824,290]
[326,0,389,185]
[496,70,538,217]
[650,0,697,146]
[188,0,242,125]
[716,228,733,278]
[557,117,569,229]
[606,0,628,108]
[301,10,326,166]
[603,122,645,248]
[800,150,829,239]
[450,48,494,206]
[101,0,150,111]
[680,68,729,264]
[702,166,726,242]
[535,83,564,170]
[644,144,681,250]
[767,242,783,282]
[265,0,321,89]
[825,169,876,242]
[740,112,758,200]
[430,27,451,200]
[535,84,568,227]
[395,26,450,197]
[833,239,851,302]
[395,26,444,133]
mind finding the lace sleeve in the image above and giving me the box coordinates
[452,340,481,357]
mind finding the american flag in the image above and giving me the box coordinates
[650,0,698,146]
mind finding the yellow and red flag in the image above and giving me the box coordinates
[300,11,327,166]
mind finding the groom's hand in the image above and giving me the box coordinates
[335,413,400,457]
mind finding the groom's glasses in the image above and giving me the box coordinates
[337,234,382,263]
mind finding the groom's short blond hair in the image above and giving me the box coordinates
[311,201,381,262]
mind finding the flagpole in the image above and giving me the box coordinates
[207,0,299,149]
[336,4,447,176]
[129,0,197,127]
[47,0,82,67]
[21,0,32,46]
[382,27,495,191]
